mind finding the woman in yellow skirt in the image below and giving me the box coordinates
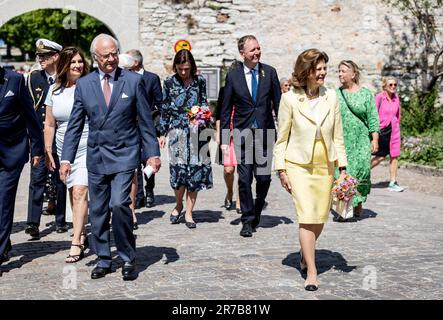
[274,49,348,291]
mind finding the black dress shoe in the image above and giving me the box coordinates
[25,225,40,239]
[91,266,111,279]
[122,262,137,281]
[56,225,68,233]
[145,191,155,208]
[236,208,242,214]
[240,223,253,237]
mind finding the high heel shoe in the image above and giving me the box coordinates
[185,220,197,229]
[65,244,85,263]
[224,196,233,210]
[81,233,89,249]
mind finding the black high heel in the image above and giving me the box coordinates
[81,233,89,249]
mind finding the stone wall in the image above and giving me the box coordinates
[139,0,443,93]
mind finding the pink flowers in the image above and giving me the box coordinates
[332,174,358,203]
[185,105,214,129]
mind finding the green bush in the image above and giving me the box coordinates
[399,87,442,136]
[400,130,443,169]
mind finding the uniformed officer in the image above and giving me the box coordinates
[25,39,67,239]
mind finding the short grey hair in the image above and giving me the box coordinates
[118,53,135,69]
[126,49,143,65]
[90,33,119,60]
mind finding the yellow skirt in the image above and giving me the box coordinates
[285,139,334,224]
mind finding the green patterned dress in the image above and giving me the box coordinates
[336,87,380,207]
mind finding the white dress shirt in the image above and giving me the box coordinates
[243,64,259,97]
[309,98,322,139]
[45,71,56,85]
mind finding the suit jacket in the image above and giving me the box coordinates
[141,70,162,112]
[0,68,44,170]
[274,87,347,169]
[221,62,281,144]
[26,70,50,125]
[61,68,160,175]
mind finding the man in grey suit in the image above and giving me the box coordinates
[60,34,161,280]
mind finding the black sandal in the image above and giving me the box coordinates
[81,233,89,249]
[65,244,85,263]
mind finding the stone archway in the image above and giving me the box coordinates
[0,0,139,51]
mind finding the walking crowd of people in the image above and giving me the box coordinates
[0,33,405,290]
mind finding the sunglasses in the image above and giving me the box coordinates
[388,83,397,87]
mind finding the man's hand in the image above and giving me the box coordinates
[147,157,161,173]
[31,156,41,167]
[158,136,166,149]
[59,163,71,184]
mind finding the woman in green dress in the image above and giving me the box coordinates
[337,60,379,217]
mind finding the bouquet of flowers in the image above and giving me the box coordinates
[185,105,214,130]
[331,174,359,219]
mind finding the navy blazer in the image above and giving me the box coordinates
[61,68,160,175]
[0,68,44,169]
[221,62,281,144]
[141,70,162,111]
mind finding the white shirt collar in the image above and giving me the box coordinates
[135,68,144,75]
[243,63,259,75]
[98,68,117,80]
[45,71,56,82]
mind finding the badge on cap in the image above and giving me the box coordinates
[38,41,45,50]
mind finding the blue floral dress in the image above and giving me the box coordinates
[160,74,213,192]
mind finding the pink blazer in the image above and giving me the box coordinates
[375,92,401,157]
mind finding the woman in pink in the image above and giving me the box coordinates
[371,76,405,192]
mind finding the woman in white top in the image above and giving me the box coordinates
[44,47,89,263]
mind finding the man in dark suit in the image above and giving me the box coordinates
[60,34,161,280]
[0,66,44,265]
[221,35,281,237]
[126,49,163,209]
[26,39,67,239]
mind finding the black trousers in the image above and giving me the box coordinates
[27,153,66,227]
[233,129,274,226]
[0,165,23,256]
[135,163,155,201]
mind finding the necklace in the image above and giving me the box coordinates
[306,87,319,99]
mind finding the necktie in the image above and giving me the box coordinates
[251,68,258,103]
[103,74,111,107]
[48,77,54,85]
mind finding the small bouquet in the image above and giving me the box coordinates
[331,174,359,219]
[185,105,214,130]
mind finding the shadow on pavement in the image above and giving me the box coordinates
[0,240,71,274]
[229,215,293,228]
[282,249,357,276]
[372,181,390,188]
[193,210,224,223]
[135,210,166,227]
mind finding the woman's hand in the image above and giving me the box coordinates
[371,139,379,154]
[158,136,166,149]
[45,152,56,171]
[278,171,292,194]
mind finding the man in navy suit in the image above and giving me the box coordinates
[221,35,281,238]
[0,66,44,265]
[126,49,163,209]
[60,34,161,280]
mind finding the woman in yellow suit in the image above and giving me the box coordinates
[274,49,347,291]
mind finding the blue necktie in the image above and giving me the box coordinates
[251,68,258,103]
[250,68,259,129]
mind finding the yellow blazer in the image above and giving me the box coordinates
[274,86,347,169]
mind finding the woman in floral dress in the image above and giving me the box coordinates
[159,49,213,229]
[337,60,380,217]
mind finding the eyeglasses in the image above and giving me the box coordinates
[388,83,397,87]
[95,51,119,61]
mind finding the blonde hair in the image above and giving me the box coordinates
[338,60,361,85]
[292,49,329,89]
[382,76,397,91]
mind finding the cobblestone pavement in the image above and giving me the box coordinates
[1,148,442,300]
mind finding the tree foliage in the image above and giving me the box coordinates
[383,0,443,93]
[0,9,113,60]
